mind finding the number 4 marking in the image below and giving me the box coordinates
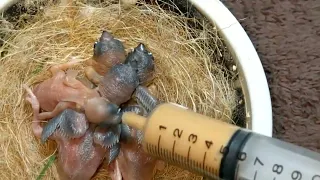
[254,157,264,166]
[205,140,213,149]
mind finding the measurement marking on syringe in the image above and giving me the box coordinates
[253,171,257,180]
[172,140,176,155]
[187,146,191,161]
[157,135,161,154]
[202,152,207,170]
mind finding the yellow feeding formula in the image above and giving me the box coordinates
[123,103,240,179]
[123,103,320,180]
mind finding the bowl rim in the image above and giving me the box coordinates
[190,0,273,137]
[0,0,17,13]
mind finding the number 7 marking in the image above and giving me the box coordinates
[254,157,264,166]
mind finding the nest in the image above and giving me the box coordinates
[0,0,240,179]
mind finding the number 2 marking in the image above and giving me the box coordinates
[173,128,183,138]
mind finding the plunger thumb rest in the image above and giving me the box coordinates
[122,112,146,130]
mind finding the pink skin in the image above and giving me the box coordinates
[94,43,155,106]
[55,126,108,180]
[24,86,109,180]
[31,58,99,119]
[29,58,116,124]
[85,33,141,106]
[98,63,139,106]
[108,160,123,180]
[25,33,159,179]
[111,127,165,180]
[85,30,127,84]
[103,84,162,180]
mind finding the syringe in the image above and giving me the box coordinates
[122,103,320,180]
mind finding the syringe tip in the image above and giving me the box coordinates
[122,112,147,130]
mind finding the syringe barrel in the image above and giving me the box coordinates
[234,132,320,180]
[122,103,320,180]
[140,103,241,179]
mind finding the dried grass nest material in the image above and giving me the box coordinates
[0,1,238,179]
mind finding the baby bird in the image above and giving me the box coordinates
[90,42,158,159]
[85,42,156,107]
[23,59,118,125]
[107,86,164,180]
[93,31,127,74]
[56,125,110,180]
[93,43,155,106]
[91,104,144,167]
[41,108,89,143]
[115,125,165,180]
[55,124,119,180]
[85,30,127,84]
[98,63,140,106]
[24,87,116,180]
[123,83,164,179]
[93,122,121,149]
[125,43,155,86]
[133,85,159,113]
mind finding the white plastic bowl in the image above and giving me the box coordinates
[0,0,273,137]
[190,0,273,137]
[0,0,17,13]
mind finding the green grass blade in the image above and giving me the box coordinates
[36,154,56,180]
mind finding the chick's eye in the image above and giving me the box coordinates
[94,42,97,48]
[131,59,138,69]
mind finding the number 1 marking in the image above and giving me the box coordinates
[159,125,167,130]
